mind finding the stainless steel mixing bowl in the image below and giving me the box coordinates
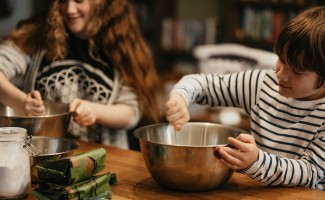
[133,122,248,191]
[0,101,72,137]
[30,136,79,182]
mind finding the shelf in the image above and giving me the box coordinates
[224,0,324,49]
[131,0,323,73]
[239,0,319,8]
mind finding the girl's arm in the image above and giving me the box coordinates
[0,41,44,115]
[0,71,27,114]
[70,85,140,129]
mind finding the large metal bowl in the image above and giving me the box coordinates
[133,122,248,192]
[30,136,79,182]
[0,101,72,137]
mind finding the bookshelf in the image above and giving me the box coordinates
[223,0,324,51]
[131,0,223,73]
[131,0,324,73]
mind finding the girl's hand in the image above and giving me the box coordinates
[215,133,259,170]
[165,93,190,130]
[69,99,96,127]
[24,90,45,116]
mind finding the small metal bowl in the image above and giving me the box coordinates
[134,122,248,192]
[30,136,79,182]
[0,101,72,137]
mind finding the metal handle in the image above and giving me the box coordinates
[24,135,41,157]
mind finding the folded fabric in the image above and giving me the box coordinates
[32,172,117,200]
[36,148,106,185]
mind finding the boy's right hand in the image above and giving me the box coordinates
[24,90,45,116]
[165,93,190,130]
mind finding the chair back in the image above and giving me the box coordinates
[193,43,278,74]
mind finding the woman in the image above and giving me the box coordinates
[0,0,162,149]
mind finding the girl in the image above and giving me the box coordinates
[0,0,162,149]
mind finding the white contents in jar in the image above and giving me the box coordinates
[0,128,31,199]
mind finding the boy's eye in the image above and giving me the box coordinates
[292,68,306,75]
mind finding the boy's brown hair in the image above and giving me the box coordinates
[274,6,325,82]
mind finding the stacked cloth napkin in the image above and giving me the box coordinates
[32,148,117,200]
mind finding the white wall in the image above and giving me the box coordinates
[0,0,33,36]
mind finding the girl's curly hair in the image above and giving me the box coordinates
[5,0,162,123]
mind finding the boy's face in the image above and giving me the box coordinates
[275,59,325,101]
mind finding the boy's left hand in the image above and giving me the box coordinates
[215,133,258,170]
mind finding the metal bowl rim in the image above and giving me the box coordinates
[31,136,79,157]
[0,111,73,119]
[0,100,72,118]
[133,122,249,148]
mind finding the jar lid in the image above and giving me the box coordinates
[0,127,27,141]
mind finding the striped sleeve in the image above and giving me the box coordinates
[171,70,268,113]
[242,128,325,190]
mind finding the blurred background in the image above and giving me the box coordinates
[1,0,323,73]
[1,0,324,149]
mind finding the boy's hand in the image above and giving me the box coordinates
[165,94,190,130]
[24,90,45,116]
[215,133,258,170]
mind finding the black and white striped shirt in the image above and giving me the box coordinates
[172,69,325,190]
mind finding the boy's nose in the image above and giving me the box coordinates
[276,66,289,82]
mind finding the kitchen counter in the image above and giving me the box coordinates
[28,141,323,200]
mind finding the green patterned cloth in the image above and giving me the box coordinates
[36,148,107,185]
[32,172,117,200]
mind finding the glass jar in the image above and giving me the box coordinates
[0,127,38,199]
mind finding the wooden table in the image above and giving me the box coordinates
[28,141,323,200]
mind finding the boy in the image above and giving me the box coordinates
[165,6,325,190]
